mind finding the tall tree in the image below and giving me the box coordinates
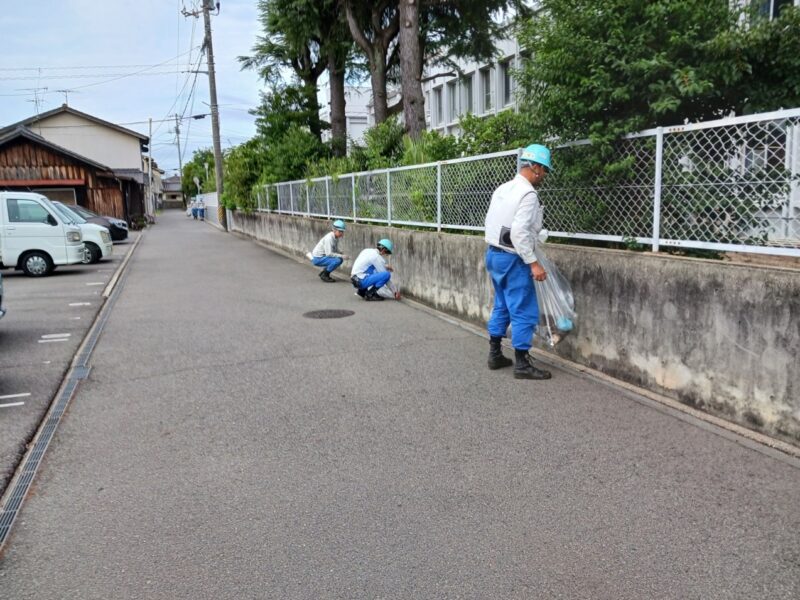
[343,1,402,125]
[240,0,327,141]
[397,1,525,139]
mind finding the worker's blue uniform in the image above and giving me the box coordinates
[486,248,539,351]
[312,255,343,273]
[484,174,544,351]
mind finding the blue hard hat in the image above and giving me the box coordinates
[520,144,553,172]
[332,219,346,231]
[377,238,393,254]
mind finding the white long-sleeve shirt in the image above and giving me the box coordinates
[350,248,387,279]
[351,248,397,294]
[311,232,342,258]
[484,174,543,264]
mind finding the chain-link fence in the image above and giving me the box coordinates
[257,108,800,257]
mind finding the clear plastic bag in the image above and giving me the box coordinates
[533,240,576,347]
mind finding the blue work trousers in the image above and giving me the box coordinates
[312,256,343,273]
[485,247,539,351]
[357,266,391,290]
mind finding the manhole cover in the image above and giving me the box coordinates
[303,309,355,319]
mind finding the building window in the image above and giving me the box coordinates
[500,60,513,106]
[481,68,493,113]
[447,81,458,122]
[461,75,473,115]
[433,87,443,125]
[758,0,794,19]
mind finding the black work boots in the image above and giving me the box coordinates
[319,269,335,283]
[488,336,513,370]
[514,349,552,380]
[363,287,384,301]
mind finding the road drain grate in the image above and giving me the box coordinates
[303,309,354,319]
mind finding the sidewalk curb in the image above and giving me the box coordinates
[237,231,800,464]
[0,230,146,554]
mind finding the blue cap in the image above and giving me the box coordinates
[377,238,393,254]
[520,144,553,172]
[332,219,346,231]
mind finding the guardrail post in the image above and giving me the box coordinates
[652,127,664,253]
[325,177,331,218]
[306,182,311,216]
[288,184,293,214]
[436,162,442,232]
[386,170,392,226]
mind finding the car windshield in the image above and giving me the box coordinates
[51,202,80,225]
[68,204,98,220]
[53,202,86,224]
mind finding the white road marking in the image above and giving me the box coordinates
[43,361,52,364]
[38,339,68,344]
[70,317,81,320]
[42,333,71,339]
[0,402,25,409]
[85,282,105,286]
[0,393,30,400]
[69,302,91,306]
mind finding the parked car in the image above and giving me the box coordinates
[64,204,128,241]
[0,192,85,277]
[51,201,113,264]
[0,273,5,319]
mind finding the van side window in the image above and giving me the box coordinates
[7,199,52,224]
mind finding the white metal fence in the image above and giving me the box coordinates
[255,108,800,257]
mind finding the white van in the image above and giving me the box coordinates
[51,201,113,264]
[0,192,85,277]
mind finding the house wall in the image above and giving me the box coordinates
[29,112,143,169]
[230,211,800,445]
[0,138,124,218]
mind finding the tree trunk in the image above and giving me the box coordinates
[399,0,426,139]
[301,79,323,142]
[371,56,390,124]
[328,53,348,157]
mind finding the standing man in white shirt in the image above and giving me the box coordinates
[484,144,553,380]
[310,220,348,282]
[350,239,400,301]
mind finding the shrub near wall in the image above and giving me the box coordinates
[231,211,800,445]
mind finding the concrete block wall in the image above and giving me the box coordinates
[231,211,800,444]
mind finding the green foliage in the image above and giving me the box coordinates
[355,117,406,170]
[222,138,269,212]
[181,148,215,198]
[458,111,536,156]
[517,2,800,140]
[400,130,461,165]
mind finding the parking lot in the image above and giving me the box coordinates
[0,234,137,491]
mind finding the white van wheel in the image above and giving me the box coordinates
[82,243,101,264]
[21,252,53,277]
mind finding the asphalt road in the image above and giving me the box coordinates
[0,236,136,491]
[1,211,798,599]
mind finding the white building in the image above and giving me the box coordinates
[422,36,520,137]
[318,82,372,150]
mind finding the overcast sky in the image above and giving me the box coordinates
[1,0,263,176]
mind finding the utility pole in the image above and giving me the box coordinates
[175,114,183,176]
[148,117,155,222]
[202,1,226,230]
[182,1,225,229]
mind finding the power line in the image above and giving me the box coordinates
[0,47,200,97]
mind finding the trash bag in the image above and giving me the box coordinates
[533,241,576,347]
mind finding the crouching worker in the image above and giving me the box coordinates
[350,239,400,301]
[309,220,347,282]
